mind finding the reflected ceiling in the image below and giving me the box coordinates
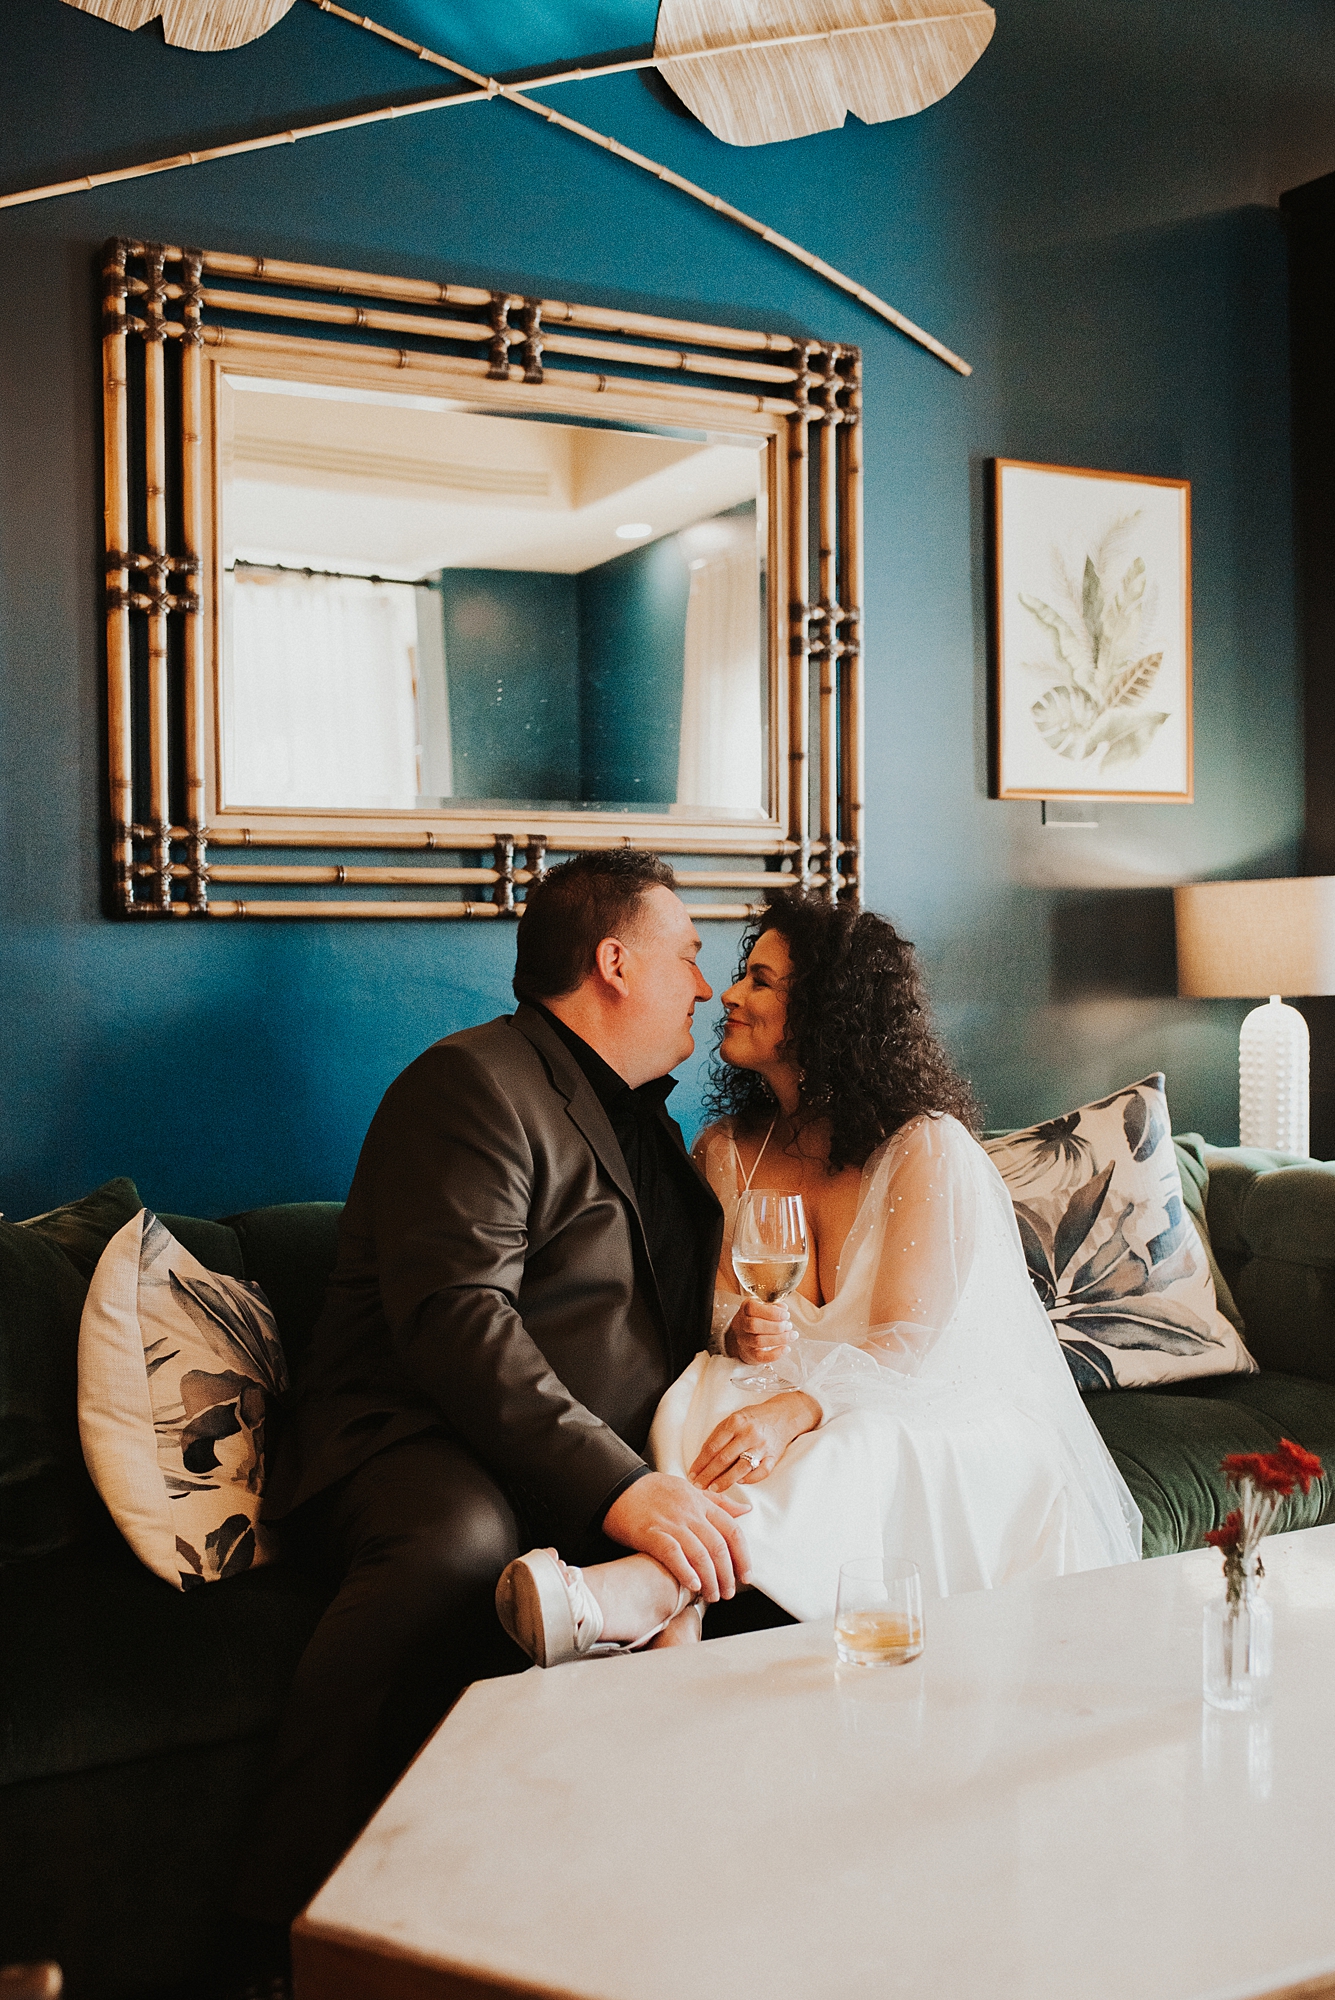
[223,377,761,577]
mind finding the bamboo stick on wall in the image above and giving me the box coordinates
[311,0,972,374]
[0,88,492,212]
[1,15,970,373]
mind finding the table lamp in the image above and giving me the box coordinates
[1174,876,1335,1153]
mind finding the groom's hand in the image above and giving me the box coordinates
[602,1472,752,1602]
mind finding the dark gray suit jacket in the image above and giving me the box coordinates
[265,1005,723,1539]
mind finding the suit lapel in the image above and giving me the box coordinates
[512,1006,725,1361]
[510,1005,640,1212]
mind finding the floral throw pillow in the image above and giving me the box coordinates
[983,1076,1256,1391]
[79,1209,288,1588]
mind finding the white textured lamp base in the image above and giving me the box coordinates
[1239,996,1309,1153]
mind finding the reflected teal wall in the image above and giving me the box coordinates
[434,541,694,807]
[435,570,579,800]
[4,0,1335,1218]
[578,534,691,805]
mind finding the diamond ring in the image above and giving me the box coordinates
[740,1448,763,1470]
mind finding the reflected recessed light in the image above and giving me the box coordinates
[689,558,709,570]
[615,522,653,540]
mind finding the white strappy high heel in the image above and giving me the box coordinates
[495,1549,698,1667]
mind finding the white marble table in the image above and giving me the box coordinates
[293,1526,1335,2000]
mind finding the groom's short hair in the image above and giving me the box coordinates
[514,850,677,1002]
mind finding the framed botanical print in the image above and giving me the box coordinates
[991,459,1192,802]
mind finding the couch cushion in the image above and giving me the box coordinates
[1200,1147,1335,1382]
[1169,1135,1243,1330]
[983,1077,1252,1390]
[1,1181,154,1565]
[0,1539,330,1787]
[225,1203,343,1374]
[18,1177,145,1281]
[157,1211,245,1279]
[2,1184,249,1568]
[1084,1370,1335,1558]
[0,1223,107,1564]
[79,1211,289,1590]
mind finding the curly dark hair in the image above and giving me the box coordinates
[704,890,978,1172]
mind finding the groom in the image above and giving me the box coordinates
[242,850,757,1936]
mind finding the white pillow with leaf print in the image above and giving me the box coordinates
[79,1209,288,1588]
[983,1075,1255,1391]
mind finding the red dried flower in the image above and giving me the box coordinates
[1276,1438,1324,1496]
[1205,1509,1244,1555]
[1221,1451,1297,1496]
[1220,1440,1325,1498]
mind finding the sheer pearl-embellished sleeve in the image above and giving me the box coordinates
[794,1116,984,1416]
[862,1115,982,1365]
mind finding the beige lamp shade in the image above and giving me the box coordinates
[1174,877,1335,997]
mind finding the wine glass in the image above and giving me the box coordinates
[730,1189,808,1392]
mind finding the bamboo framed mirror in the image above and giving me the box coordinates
[102,238,864,919]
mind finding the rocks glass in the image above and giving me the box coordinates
[835,1556,924,1667]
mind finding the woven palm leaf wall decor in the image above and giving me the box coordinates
[61,0,294,52]
[43,0,990,370]
[654,0,996,148]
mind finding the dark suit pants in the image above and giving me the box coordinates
[235,1430,526,1927]
[235,1429,796,1930]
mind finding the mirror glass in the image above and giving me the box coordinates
[218,375,770,819]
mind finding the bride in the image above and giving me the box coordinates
[497,894,1142,1663]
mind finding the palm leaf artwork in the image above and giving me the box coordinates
[61,0,292,51]
[1021,513,1170,776]
[654,0,996,148]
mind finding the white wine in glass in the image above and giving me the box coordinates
[731,1189,808,1392]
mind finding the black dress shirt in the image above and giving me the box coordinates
[534,1006,713,1388]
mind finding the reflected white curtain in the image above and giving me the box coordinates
[675,549,763,810]
[225,572,421,809]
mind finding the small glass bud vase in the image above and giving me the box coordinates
[1203,1557,1273,1711]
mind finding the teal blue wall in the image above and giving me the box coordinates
[4,0,1335,1218]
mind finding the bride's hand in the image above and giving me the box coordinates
[689,1392,821,1492]
[724,1297,792,1365]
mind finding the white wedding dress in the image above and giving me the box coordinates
[649,1113,1142,1620]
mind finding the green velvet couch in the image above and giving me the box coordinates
[4,1139,1335,1997]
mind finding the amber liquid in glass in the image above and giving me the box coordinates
[835,1609,923,1666]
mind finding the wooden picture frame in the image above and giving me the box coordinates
[991,459,1192,803]
[101,238,865,919]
